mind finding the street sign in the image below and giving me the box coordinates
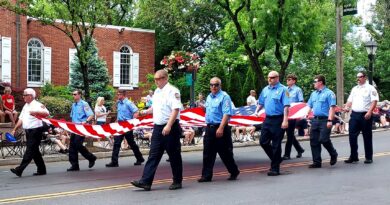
[343,3,357,16]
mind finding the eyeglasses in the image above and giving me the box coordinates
[268,76,278,79]
[357,75,365,78]
[23,94,31,97]
[154,76,165,81]
[209,83,220,87]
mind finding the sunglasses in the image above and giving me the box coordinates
[210,83,220,87]
[22,94,31,96]
[357,75,365,78]
[72,93,78,96]
[313,80,319,83]
[268,76,278,79]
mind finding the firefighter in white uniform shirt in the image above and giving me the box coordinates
[344,71,378,164]
[10,88,50,177]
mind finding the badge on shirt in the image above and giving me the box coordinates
[285,90,290,97]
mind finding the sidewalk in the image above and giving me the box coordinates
[0,128,388,167]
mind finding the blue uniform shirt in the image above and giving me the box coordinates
[205,90,232,124]
[258,82,290,116]
[288,85,304,103]
[307,87,336,117]
[117,98,139,121]
[71,99,94,123]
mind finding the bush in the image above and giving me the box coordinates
[39,96,72,117]
[41,83,73,101]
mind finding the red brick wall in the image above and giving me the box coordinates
[1,9,155,102]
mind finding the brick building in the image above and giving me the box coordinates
[0,8,155,101]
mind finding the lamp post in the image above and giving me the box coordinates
[365,40,377,85]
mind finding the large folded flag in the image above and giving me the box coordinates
[41,102,311,138]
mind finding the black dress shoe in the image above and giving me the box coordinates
[131,180,151,191]
[227,171,240,180]
[10,168,22,177]
[267,171,280,176]
[67,166,80,171]
[308,164,321,168]
[105,162,119,167]
[330,153,338,166]
[282,156,291,160]
[89,156,97,168]
[33,172,46,176]
[344,158,359,164]
[169,182,182,190]
[296,150,305,158]
[364,159,373,164]
[134,158,145,166]
[197,177,212,183]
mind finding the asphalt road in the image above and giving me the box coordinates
[1,130,390,205]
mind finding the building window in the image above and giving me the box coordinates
[27,39,43,84]
[120,46,132,85]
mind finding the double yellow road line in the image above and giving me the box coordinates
[1,151,390,204]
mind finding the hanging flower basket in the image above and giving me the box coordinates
[160,51,200,73]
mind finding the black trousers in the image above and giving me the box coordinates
[201,125,239,179]
[260,116,285,172]
[140,120,182,185]
[111,131,144,164]
[348,111,373,160]
[69,133,96,168]
[284,119,304,157]
[310,119,337,164]
[16,127,46,173]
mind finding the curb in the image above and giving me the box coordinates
[1,128,388,167]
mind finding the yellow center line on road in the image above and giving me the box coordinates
[1,151,390,204]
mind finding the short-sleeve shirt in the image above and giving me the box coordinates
[246,95,257,106]
[288,85,304,103]
[2,94,15,110]
[152,83,182,125]
[71,100,94,123]
[205,90,232,124]
[117,98,138,121]
[347,82,379,112]
[95,105,107,122]
[258,82,290,116]
[307,87,336,117]
[19,99,50,129]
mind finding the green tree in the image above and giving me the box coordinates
[69,39,114,109]
[0,0,127,103]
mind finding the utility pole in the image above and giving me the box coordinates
[336,0,344,107]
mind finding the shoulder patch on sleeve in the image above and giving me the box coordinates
[331,93,336,99]
[372,90,377,96]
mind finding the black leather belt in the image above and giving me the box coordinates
[266,115,283,119]
[207,124,220,128]
[313,116,328,120]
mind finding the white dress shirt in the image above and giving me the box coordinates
[152,83,182,125]
[19,100,50,129]
[347,82,379,112]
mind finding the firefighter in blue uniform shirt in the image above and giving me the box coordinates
[131,70,183,191]
[283,74,305,160]
[255,71,290,176]
[67,90,97,171]
[197,77,240,183]
[306,75,338,168]
[106,90,144,167]
[344,71,378,164]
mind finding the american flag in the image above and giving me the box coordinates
[41,102,311,138]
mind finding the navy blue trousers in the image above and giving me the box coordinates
[140,120,182,185]
[260,116,285,172]
[348,111,373,160]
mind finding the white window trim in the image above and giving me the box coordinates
[27,38,44,87]
[120,45,133,88]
